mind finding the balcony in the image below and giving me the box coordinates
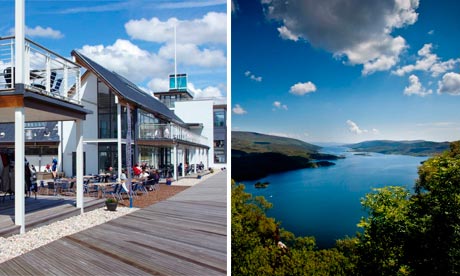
[0,36,81,105]
[139,123,208,146]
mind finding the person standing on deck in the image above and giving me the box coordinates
[51,157,58,179]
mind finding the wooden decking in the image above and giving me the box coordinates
[0,171,227,275]
[0,195,105,237]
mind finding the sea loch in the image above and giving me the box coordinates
[241,146,428,248]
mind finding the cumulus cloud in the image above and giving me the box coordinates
[346,120,366,134]
[11,26,64,39]
[244,71,262,82]
[404,74,433,97]
[273,101,288,110]
[278,26,299,41]
[263,0,419,75]
[428,30,434,35]
[158,43,226,67]
[125,12,226,45]
[233,104,247,115]
[392,43,460,77]
[346,120,379,135]
[187,82,224,99]
[147,77,224,98]
[437,72,460,95]
[147,78,170,92]
[79,39,170,83]
[289,81,316,95]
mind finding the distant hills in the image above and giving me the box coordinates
[232,131,341,181]
[346,140,450,156]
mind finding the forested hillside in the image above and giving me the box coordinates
[232,141,460,275]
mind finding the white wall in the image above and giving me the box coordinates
[174,100,215,167]
[61,73,100,176]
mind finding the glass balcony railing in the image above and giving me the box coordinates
[0,36,81,104]
[139,123,208,146]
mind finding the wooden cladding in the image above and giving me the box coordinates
[0,95,24,108]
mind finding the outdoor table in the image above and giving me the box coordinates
[89,182,118,198]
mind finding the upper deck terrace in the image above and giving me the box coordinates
[0,36,88,123]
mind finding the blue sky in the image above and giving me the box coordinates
[232,0,460,143]
[1,0,227,99]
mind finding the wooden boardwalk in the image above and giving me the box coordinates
[0,171,227,275]
[0,195,105,237]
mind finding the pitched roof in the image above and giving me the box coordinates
[72,51,186,126]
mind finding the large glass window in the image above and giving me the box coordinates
[214,109,226,127]
[214,140,226,163]
[97,82,117,139]
[97,81,133,139]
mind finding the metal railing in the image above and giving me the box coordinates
[159,96,227,108]
[138,123,208,145]
[0,36,81,104]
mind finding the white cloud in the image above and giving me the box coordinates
[273,101,288,110]
[346,120,366,134]
[233,104,247,115]
[437,72,460,95]
[125,12,226,45]
[404,74,432,97]
[187,82,224,99]
[392,43,460,77]
[79,39,170,83]
[289,81,316,95]
[10,26,64,39]
[146,77,223,99]
[277,26,299,41]
[158,43,226,67]
[263,0,419,75]
[147,78,170,92]
[428,30,434,35]
[244,71,262,82]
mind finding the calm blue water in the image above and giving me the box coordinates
[241,146,428,248]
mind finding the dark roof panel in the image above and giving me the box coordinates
[72,50,185,126]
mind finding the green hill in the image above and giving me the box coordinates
[346,140,450,156]
[232,131,341,181]
[232,131,321,158]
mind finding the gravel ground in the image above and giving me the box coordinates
[0,170,218,264]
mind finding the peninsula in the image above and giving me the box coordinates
[232,131,342,181]
[346,140,450,157]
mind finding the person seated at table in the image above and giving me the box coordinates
[120,169,127,182]
[104,166,115,182]
[133,163,142,177]
[145,169,160,191]
[140,169,150,179]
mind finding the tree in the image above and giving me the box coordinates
[408,141,460,275]
[357,186,412,275]
[231,181,353,275]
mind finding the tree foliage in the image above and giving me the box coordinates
[232,141,460,275]
[231,180,353,275]
[357,141,460,275]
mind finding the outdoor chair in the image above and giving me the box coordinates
[46,182,55,196]
[137,180,149,195]
[105,183,120,199]
[52,78,62,94]
[83,179,97,197]
[3,67,13,88]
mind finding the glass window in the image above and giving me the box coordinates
[214,110,225,127]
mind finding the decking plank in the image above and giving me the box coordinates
[0,171,227,275]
